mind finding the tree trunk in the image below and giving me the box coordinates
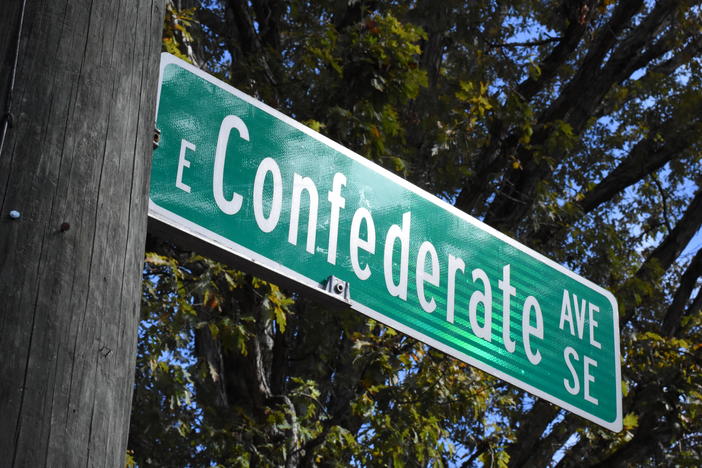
[0,1,164,466]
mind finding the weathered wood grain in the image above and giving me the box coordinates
[0,1,164,466]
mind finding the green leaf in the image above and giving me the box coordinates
[623,413,639,430]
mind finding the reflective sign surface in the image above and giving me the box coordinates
[151,53,622,431]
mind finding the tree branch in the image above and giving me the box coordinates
[505,399,560,468]
[488,37,562,48]
[481,0,681,231]
[620,185,702,325]
[454,0,597,215]
[529,111,702,245]
[661,248,702,336]
[518,414,578,468]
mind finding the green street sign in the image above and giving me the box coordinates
[150,53,622,431]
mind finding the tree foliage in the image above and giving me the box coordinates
[130,1,702,466]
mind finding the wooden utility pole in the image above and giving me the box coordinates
[0,1,164,466]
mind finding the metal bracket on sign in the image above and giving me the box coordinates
[153,128,161,149]
[324,275,351,304]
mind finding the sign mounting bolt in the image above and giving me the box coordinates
[325,276,350,304]
[9,210,20,219]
